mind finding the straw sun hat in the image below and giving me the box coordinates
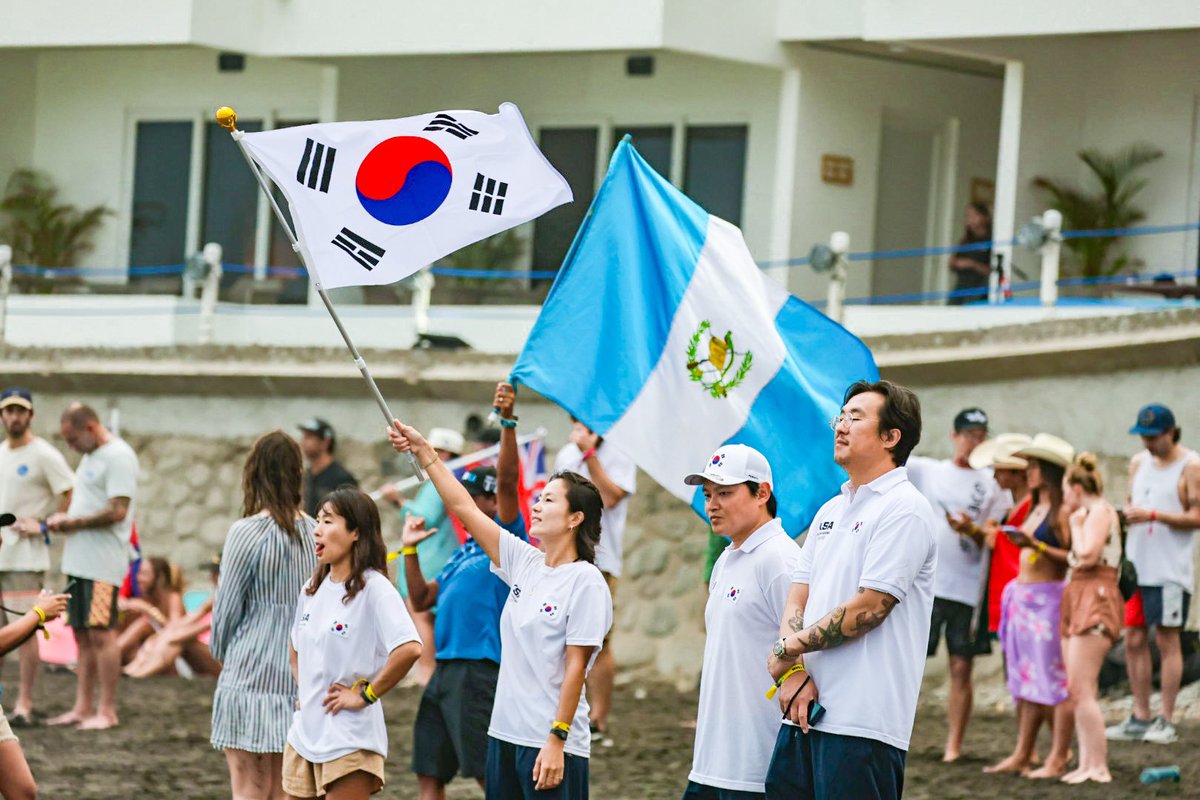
[968,432,1032,470]
[1013,433,1075,469]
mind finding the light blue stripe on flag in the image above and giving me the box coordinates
[689,298,878,533]
[511,139,708,433]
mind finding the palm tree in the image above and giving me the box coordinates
[0,169,111,275]
[1033,144,1163,279]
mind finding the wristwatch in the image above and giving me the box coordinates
[549,725,569,741]
[772,637,790,659]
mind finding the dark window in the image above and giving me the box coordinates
[270,120,317,303]
[684,125,748,226]
[533,127,598,271]
[613,126,672,180]
[201,119,262,280]
[129,121,193,284]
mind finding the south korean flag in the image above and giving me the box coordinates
[240,103,572,289]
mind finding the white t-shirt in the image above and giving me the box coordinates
[0,438,74,572]
[906,456,1006,606]
[1127,449,1199,588]
[690,518,801,793]
[488,530,612,758]
[554,441,637,577]
[790,467,937,752]
[288,570,421,763]
[60,438,138,586]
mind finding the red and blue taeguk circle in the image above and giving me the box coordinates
[355,136,452,226]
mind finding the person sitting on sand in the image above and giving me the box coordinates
[118,556,185,664]
[124,556,221,679]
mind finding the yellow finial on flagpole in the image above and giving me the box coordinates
[215,106,239,131]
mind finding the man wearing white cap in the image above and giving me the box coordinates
[682,444,801,800]
[380,427,466,685]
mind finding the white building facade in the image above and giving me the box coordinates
[1,1,1198,347]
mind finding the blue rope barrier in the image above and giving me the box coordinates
[8,219,1200,286]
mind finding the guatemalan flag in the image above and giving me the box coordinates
[511,138,878,534]
[239,103,571,289]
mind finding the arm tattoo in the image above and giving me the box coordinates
[853,594,898,636]
[795,590,899,654]
[787,606,804,633]
[803,606,847,652]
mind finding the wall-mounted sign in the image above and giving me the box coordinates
[821,154,854,186]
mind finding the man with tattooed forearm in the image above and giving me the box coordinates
[762,381,938,800]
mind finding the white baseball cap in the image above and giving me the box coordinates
[684,444,773,487]
[428,427,465,456]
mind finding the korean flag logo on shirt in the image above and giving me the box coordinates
[238,103,572,291]
[726,586,741,603]
[330,621,351,638]
[539,601,560,620]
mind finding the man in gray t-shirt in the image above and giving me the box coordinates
[46,402,138,731]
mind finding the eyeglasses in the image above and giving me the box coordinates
[829,414,877,431]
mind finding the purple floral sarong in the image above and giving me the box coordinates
[998,580,1068,705]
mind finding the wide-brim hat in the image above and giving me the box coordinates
[968,433,1032,470]
[1014,433,1075,469]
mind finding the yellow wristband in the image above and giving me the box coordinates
[551,720,571,733]
[1036,541,1047,553]
[401,546,419,556]
[363,683,379,704]
[766,664,807,699]
[31,606,46,625]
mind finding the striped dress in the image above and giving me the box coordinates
[210,514,317,752]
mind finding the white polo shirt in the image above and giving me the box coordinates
[689,518,801,793]
[790,467,937,752]
[906,456,1006,606]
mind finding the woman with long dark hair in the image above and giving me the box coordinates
[211,431,317,800]
[948,201,993,304]
[388,420,612,799]
[283,488,421,799]
[987,434,1075,779]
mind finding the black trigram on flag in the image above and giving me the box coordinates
[331,228,385,271]
[469,173,507,216]
[296,138,336,193]
[423,113,479,140]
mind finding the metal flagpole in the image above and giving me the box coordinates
[216,107,427,482]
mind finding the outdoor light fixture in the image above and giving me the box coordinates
[1016,209,1063,250]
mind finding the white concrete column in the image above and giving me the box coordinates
[767,65,802,290]
[199,243,223,346]
[990,59,1024,303]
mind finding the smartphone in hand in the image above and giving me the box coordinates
[808,700,826,726]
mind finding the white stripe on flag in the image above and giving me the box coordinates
[603,216,788,503]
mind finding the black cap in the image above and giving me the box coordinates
[461,465,498,497]
[298,417,334,440]
[954,407,989,432]
[0,387,33,411]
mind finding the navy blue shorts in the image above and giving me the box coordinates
[1138,584,1192,628]
[765,725,906,800]
[485,736,589,799]
[681,780,765,800]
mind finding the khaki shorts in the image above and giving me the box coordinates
[0,571,46,621]
[602,571,618,647]
[0,711,16,745]
[282,742,384,798]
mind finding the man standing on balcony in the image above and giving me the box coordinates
[1107,404,1200,745]
[298,418,357,518]
[905,407,1007,762]
[46,403,139,730]
[0,387,74,727]
[554,416,636,745]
